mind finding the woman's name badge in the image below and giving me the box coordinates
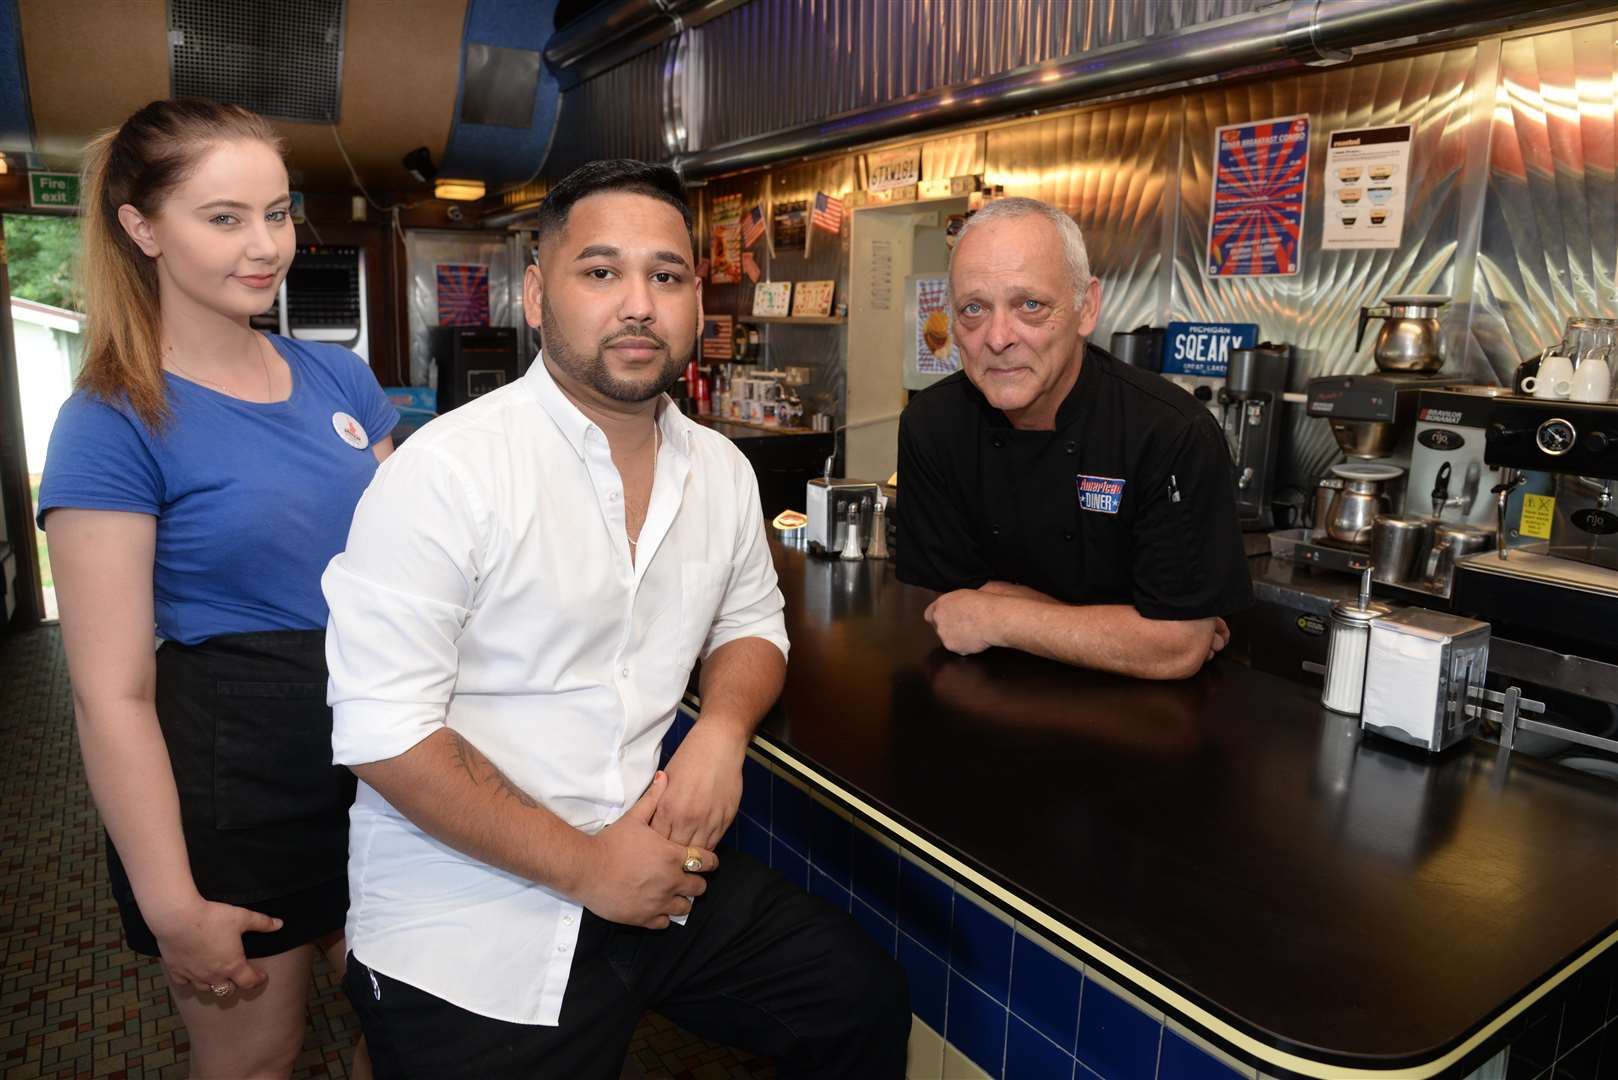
[332,411,369,450]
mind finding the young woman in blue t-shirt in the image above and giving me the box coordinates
[38,100,396,1078]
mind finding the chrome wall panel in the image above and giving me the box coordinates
[984,101,1179,344]
[1169,46,1485,493]
[1474,21,1618,370]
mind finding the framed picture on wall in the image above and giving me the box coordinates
[791,280,835,317]
[753,281,793,317]
[773,201,808,251]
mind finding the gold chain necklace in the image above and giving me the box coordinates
[166,334,273,400]
[625,423,662,550]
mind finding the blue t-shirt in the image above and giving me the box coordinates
[37,336,399,644]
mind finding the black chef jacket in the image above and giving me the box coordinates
[895,343,1253,621]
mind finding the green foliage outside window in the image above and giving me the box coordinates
[4,214,80,313]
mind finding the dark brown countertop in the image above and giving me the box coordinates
[746,536,1618,1074]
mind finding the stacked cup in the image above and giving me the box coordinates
[1523,320,1618,403]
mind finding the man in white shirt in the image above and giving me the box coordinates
[322,160,908,1079]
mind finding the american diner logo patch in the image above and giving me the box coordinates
[1076,474,1126,514]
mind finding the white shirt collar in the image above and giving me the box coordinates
[525,351,696,463]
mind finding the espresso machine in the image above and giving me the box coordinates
[1453,396,1618,653]
[1364,385,1527,596]
[1220,343,1292,530]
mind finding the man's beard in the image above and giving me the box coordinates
[541,294,686,404]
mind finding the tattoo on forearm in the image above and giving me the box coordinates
[446,731,540,809]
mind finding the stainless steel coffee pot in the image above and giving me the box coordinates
[1356,294,1449,373]
[1326,463,1405,546]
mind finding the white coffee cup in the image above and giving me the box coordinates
[1524,353,1575,398]
[1572,357,1612,403]
[1522,374,1572,399]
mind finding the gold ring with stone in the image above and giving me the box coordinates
[209,982,233,997]
[683,848,703,873]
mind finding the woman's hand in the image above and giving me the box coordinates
[148,895,283,995]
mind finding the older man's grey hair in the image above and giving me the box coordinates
[950,197,1093,307]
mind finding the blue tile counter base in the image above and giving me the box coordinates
[667,709,1618,1080]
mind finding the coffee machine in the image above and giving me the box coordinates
[1220,343,1292,530]
[1301,294,1453,557]
[1453,397,1618,652]
[1303,372,1442,556]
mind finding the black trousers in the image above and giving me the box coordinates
[343,851,909,1080]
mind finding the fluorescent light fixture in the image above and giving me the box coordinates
[434,178,485,201]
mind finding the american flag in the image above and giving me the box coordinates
[811,191,844,233]
[740,204,767,248]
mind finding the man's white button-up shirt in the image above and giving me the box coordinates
[323,355,789,1025]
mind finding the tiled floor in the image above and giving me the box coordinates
[0,625,774,1079]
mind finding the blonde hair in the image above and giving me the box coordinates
[77,99,284,429]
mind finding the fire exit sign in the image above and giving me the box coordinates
[28,172,78,209]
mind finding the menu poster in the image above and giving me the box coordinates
[701,315,734,362]
[753,281,792,317]
[909,275,961,378]
[773,200,807,252]
[1206,114,1310,277]
[791,280,835,317]
[1321,124,1413,250]
[710,194,744,284]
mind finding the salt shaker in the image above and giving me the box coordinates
[839,502,864,561]
[1321,567,1391,715]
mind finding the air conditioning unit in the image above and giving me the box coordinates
[277,244,369,362]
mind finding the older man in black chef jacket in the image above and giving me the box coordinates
[895,197,1252,679]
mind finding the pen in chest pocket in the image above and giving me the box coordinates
[1167,474,1182,503]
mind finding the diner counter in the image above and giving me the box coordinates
[690,416,835,519]
[714,536,1618,1078]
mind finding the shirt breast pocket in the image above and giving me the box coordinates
[679,561,733,659]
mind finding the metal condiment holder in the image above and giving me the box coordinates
[1470,685,1618,757]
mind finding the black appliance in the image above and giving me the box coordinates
[431,326,521,412]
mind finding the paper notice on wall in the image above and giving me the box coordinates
[1321,125,1413,250]
[1206,114,1309,277]
[869,239,894,312]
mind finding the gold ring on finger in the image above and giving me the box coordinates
[209,981,234,997]
[683,847,703,873]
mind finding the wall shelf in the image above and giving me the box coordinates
[739,315,846,325]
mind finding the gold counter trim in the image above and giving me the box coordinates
[676,695,1615,1080]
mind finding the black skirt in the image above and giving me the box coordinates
[106,629,355,959]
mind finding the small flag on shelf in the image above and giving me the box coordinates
[741,204,768,250]
[811,191,844,233]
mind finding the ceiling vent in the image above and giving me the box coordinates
[169,0,347,123]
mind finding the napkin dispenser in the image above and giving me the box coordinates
[1360,608,1491,753]
[805,479,880,558]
